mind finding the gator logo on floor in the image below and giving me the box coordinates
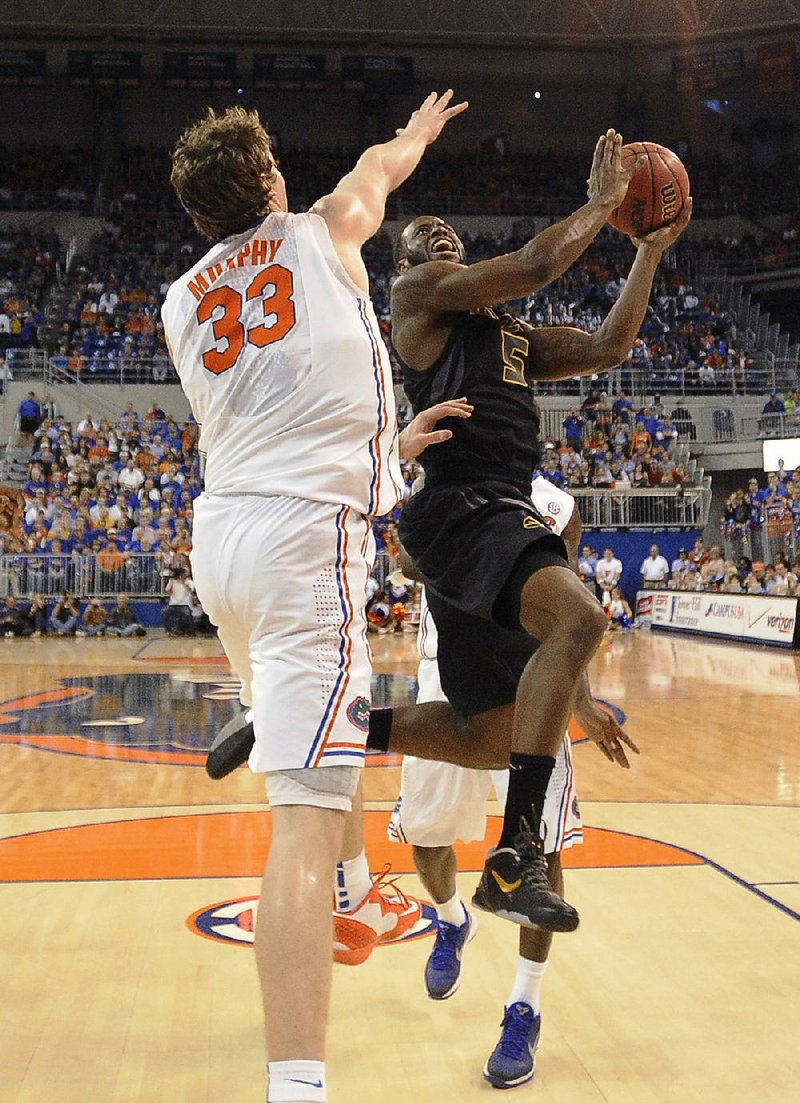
[346,695,371,732]
[187,894,437,949]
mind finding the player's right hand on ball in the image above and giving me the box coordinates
[586,129,643,210]
[631,196,693,251]
[396,90,469,145]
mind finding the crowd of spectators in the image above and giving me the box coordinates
[0,394,216,636]
[0,145,96,212]
[36,209,745,398]
[4,141,797,222]
[0,229,61,354]
[721,464,800,566]
[665,534,800,596]
[0,591,148,638]
[46,217,184,381]
[578,533,800,621]
[533,389,692,493]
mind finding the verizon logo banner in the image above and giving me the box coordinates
[643,591,800,648]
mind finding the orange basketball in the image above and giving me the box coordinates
[609,142,690,238]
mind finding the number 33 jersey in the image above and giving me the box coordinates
[162,211,404,517]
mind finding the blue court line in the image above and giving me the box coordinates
[586,825,800,924]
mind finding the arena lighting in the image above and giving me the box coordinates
[534,90,542,99]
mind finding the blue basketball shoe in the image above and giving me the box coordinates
[483,1001,541,1089]
[424,908,477,1000]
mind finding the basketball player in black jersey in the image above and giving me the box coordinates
[206,131,690,934]
[388,131,691,928]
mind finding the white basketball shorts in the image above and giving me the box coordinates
[191,493,375,774]
[388,657,582,853]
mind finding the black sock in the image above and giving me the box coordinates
[366,707,393,752]
[497,754,555,850]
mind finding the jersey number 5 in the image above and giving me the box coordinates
[196,264,297,375]
[501,330,529,387]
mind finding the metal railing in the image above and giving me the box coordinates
[46,356,177,386]
[569,487,710,529]
[721,524,799,568]
[0,349,48,379]
[529,362,797,405]
[740,413,800,439]
[0,351,177,386]
[0,552,167,599]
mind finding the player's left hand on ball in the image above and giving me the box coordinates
[398,396,473,461]
[632,196,693,250]
[577,702,640,769]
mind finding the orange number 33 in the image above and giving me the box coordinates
[196,264,297,375]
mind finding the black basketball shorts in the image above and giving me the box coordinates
[399,480,570,629]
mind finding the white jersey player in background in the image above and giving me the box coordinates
[162,94,467,1103]
[389,479,621,1090]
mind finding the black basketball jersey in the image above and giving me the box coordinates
[396,308,543,494]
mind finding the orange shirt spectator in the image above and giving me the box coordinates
[88,442,109,464]
[632,428,652,452]
[137,447,156,472]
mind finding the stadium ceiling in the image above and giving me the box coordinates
[5,0,800,45]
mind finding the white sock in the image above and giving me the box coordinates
[334,852,372,913]
[436,891,466,927]
[507,957,547,1014]
[267,1060,326,1102]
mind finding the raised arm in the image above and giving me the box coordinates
[393,130,638,313]
[528,198,692,380]
[312,91,467,287]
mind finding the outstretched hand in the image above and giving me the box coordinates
[575,699,640,769]
[398,396,473,461]
[396,90,469,145]
[587,129,643,211]
[632,196,693,251]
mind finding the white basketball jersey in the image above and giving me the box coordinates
[162,211,404,517]
[417,477,576,660]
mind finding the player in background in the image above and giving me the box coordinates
[163,93,467,1103]
[390,479,629,1089]
[386,134,691,933]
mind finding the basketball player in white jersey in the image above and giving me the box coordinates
[162,93,467,1103]
[389,479,627,1088]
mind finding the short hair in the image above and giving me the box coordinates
[170,106,278,242]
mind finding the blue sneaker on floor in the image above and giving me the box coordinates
[424,908,476,1000]
[483,1002,541,1089]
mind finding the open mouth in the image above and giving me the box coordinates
[430,237,457,255]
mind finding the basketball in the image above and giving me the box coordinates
[608,142,689,237]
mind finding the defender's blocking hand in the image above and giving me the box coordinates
[396,90,469,145]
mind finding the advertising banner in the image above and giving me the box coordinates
[644,590,799,648]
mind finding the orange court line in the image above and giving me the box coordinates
[0,733,206,766]
[0,810,703,883]
[136,656,231,664]
[0,687,93,713]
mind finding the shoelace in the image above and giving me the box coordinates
[497,1005,536,1059]
[428,919,467,970]
[512,815,553,892]
[370,863,411,909]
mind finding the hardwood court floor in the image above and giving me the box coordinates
[0,629,798,1102]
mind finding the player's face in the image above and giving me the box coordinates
[400,216,465,268]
